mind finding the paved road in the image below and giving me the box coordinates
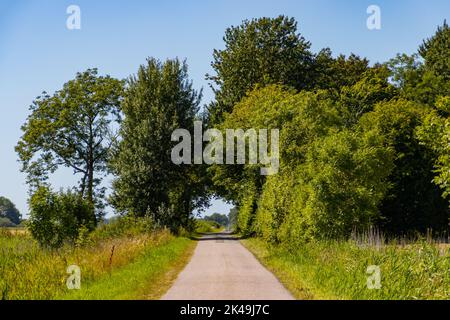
[161,232,294,300]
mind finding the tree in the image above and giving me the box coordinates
[419,20,450,80]
[203,213,229,226]
[228,207,238,229]
[388,22,450,107]
[110,58,207,229]
[0,196,21,225]
[359,99,449,233]
[16,69,124,224]
[336,65,397,127]
[417,96,450,206]
[312,49,370,91]
[206,15,314,123]
[28,187,92,248]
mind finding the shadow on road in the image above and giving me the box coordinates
[190,231,241,241]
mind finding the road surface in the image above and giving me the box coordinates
[161,232,294,300]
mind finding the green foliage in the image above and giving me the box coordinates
[211,19,450,242]
[91,215,155,240]
[312,49,370,90]
[419,20,450,81]
[15,69,124,222]
[0,196,21,225]
[195,220,220,233]
[28,187,94,248]
[236,185,258,236]
[256,129,393,245]
[213,84,393,242]
[417,96,450,203]
[337,65,397,127]
[207,15,314,123]
[110,58,207,230]
[228,207,238,230]
[203,213,229,226]
[388,22,450,107]
[360,100,449,233]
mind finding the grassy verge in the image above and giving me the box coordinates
[0,227,196,300]
[60,236,195,299]
[242,237,450,300]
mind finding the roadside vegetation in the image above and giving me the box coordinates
[242,236,449,300]
[195,219,223,234]
[0,217,196,300]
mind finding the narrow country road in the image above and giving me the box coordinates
[161,232,294,300]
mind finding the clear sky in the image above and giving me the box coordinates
[0,0,449,218]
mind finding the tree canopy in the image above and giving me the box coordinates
[16,69,124,224]
[0,196,21,226]
[110,58,208,230]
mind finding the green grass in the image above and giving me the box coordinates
[60,237,195,300]
[0,227,196,300]
[242,237,450,300]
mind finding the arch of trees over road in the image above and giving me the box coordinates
[15,16,450,248]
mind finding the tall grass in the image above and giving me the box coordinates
[243,235,450,300]
[0,218,193,300]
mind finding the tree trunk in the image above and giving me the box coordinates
[87,120,96,226]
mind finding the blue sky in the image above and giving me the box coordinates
[0,0,449,218]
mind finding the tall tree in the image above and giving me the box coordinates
[206,15,314,123]
[16,69,124,224]
[0,196,21,225]
[110,58,206,229]
[388,22,450,106]
[419,20,450,80]
[311,49,370,91]
[359,100,449,234]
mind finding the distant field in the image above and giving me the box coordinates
[1,227,28,235]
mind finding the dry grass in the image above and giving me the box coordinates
[0,228,185,299]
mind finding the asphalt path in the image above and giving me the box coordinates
[161,232,294,300]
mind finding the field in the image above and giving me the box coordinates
[242,237,450,300]
[0,227,196,300]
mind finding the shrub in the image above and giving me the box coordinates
[28,187,94,248]
[91,214,155,240]
[360,99,449,233]
[255,129,394,246]
[195,220,220,233]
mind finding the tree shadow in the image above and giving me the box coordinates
[189,231,241,241]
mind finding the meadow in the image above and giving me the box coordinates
[0,222,196,300]
[242,236,450,300]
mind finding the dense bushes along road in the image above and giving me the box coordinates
[0,217,196,300]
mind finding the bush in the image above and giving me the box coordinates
[255,129,393,246]
[91,214,155,240]
[195,220,220,233]
[360,99,449,233]
[28,187,94,248]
